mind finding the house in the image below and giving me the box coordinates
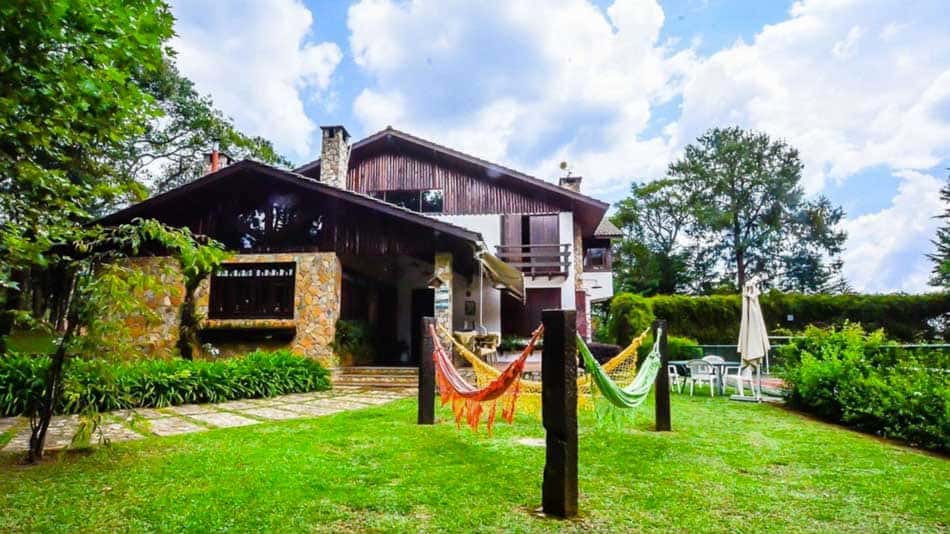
[100,126,619,369]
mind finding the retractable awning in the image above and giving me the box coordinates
[477,247,525,302]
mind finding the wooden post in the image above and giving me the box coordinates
[653,319,671,432]
[542,309,578,518]
[418,316,436,425]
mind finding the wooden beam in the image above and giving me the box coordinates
[542,309,578,518]
[653,319,671,432]
[418,316,436,425]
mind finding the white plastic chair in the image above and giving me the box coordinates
[686,359,718,397]
[733,363,761,400]
[702,355,725,393]
[667,364,684,394]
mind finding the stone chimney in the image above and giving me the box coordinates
[319,125,350,188]
[559,175,582,193]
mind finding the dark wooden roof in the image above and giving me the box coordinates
[294,127,610,235]
[98,160,483,245]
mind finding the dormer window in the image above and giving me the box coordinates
[370,189,444,213]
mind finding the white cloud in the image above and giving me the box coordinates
[347,0,695,195]
[842,170,943,293]
[171,0,342,158]
[344,0,950,293]
[676,0,950,194]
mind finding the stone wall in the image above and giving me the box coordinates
[117,252,342,368]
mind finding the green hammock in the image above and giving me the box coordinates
[576,330,663,410]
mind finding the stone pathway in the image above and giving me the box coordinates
[0,387,414,454]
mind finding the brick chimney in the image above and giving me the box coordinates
[559,175,582,193]
[319,125,350,188]
[203,150,233,175]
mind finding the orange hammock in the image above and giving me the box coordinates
[429,323,543,435]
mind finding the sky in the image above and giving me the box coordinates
[168,0,950,294]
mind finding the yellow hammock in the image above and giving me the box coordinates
[439,325,650,416]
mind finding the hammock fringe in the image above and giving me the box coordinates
[440,325,650,416]
[429,324,542,434]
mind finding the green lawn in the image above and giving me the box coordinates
[1,395,947,533]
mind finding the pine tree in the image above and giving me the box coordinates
[929,173,950,289]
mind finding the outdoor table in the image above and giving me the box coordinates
[709,362,741,395]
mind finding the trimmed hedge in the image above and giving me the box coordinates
[607,292,950,344]
[778,324,949,452]
[0,349,331,417]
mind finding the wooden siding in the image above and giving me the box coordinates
[348,152,561,215]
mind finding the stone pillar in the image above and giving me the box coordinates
[434,252,454,355]
[573,223,584,291]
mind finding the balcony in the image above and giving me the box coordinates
[495,243,571,277]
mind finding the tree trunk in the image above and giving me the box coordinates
[27,319,76,463]
[736,249,745,291]
[176,280,199,360]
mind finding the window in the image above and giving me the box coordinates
[209,262,296,319]
[586,248,607,268]
[369,189,444,213]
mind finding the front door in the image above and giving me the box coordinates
[410,288,435,366]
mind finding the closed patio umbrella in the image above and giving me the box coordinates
[735,278,770,400]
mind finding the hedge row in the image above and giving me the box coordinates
[779,324,949,452]
[0,349,331,417]
[607,292,950,344]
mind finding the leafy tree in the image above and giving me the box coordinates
[611,180,694,295]
[25,219,225,461]
[779,197,849,293]
[119,60,291,196]
[667,127,846,291]
[929,173,950,290]
[0,0,175,350]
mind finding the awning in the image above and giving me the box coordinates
[477,247,525,302]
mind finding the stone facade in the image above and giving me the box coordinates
[434,252,454,356]
[574,223,584,291]
[117,252,342,368]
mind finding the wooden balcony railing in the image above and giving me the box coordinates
[495,243,571,277]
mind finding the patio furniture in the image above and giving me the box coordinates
[667,364,684,394]
[702,355,725,364]
[686,359,718,397]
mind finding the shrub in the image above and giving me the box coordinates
[635,334,701,365]
[780,324,949,452]
[607,293,654,345]
[0,350,330,416]
[332,320,377,365]
[585,341,622,364]
[605,291,949,344]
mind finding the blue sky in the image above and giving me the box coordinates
[169,0,950,293]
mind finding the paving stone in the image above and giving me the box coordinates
[187,412,259,428]
[215,400,264,411]
[114,408,169,420]
[99,422,145,443]
[238,407,304,421]
[147,416,207,437]
[278,403,347,417]
[3,415,81,452]
[0,417,20,433]
[165,404,216,416]
[273,392,325,403]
